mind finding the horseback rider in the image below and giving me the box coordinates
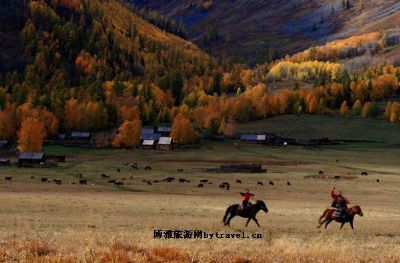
[240,189,254,212]
[330,187,349,219]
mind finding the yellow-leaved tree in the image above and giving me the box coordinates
[112,119,141,148]
[171,113,197,144]
[18,117,46,152]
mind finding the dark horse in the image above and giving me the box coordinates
[223,200,268,227]
[318,205,363,230]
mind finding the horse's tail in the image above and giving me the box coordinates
[223,206,231,224]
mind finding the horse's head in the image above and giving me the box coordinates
[352,205,363,217]
[256,200,269,213]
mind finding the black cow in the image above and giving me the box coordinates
[269,181,274,186]
[361,172,368,176]
[114,181,124,187]
[79,179,87,185]
[197,183,204,188]
[53,179,62,185]
[236,179,242,184]
[163,177,175,182]
[4,176,12,182]
[257,181,264,186]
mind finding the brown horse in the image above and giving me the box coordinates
[318,205,363,230]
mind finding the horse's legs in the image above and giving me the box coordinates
[325,219,332,229]
[318,218,327,228]
[340,222,345,229]
[350,220,354,230]
[225,215,235,226]
[252,217,261,227]
[245,218,251,227]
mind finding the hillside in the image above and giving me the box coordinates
[129,0,400,65]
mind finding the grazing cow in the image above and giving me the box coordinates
[219,184,226,189]
[146,181,152,185]
[117,168,121,173]
[114,181,124,187]
[200,179,208,183]
[101,174,110,179]
[179,178,187,183]
[319,171,324,175]
[225,183,230,191]
[163,177,175,182]
[177,169,184,172]
[287,181,291,186]
[53,179,62,185]
[334,176,341,180]
[269,181,274,186]
[257,181,264,186]
[5,176,12,182]
[79,179,87,185]
[41,177,48,182]
[145,166,152,170]
[30,176,35,179]
[153,180,160,183]
[361,172,368,176]
[197,183,204,188]
[236,179,242,184]
[376,179,380,183]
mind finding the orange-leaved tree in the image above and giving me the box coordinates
[18,117,46,152]
[0,106,15,140]
[112,119,141,148]
[339,101,349,117]
[171,113,197,144]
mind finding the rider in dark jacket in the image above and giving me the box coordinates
[330,188,349,219]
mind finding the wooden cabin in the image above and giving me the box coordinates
[64,132,92,147]
[142,139,156,150]
[158,137,172,150]
[18,152,46,167]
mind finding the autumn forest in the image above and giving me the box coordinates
[0,0,400,152]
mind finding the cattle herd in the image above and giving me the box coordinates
[3,163,377,190]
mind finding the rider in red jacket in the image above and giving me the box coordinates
[240,189,254,211]
[330,187,349,218]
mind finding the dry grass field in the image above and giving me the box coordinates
[1,116,400,262]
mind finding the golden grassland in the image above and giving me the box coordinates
[1,117,400,262]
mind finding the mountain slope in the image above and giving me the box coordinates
[129,0,400,65]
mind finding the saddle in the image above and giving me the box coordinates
[239,202,252,213]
